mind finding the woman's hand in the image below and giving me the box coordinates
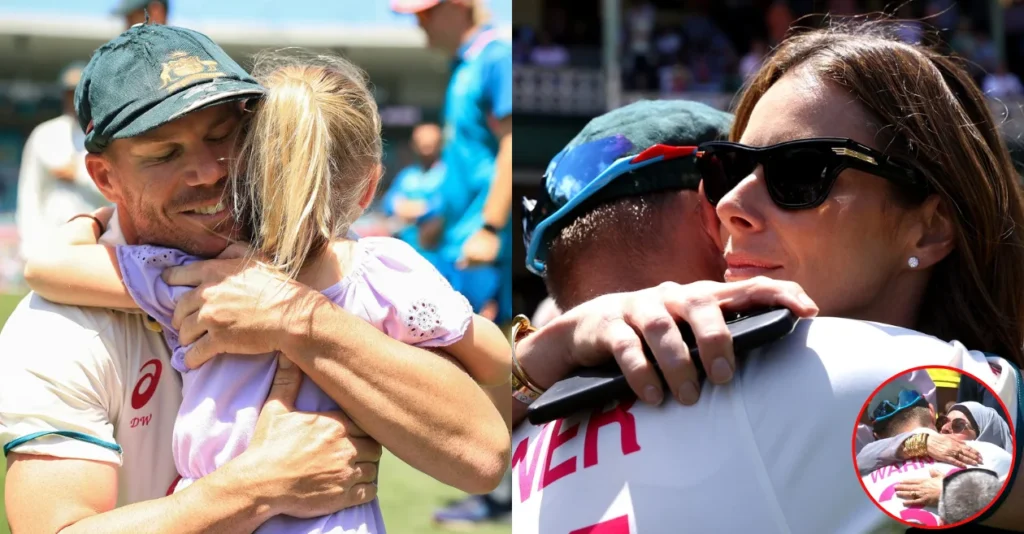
[894,469,944,508]
[926,434,983,468]
[516,277,818,407]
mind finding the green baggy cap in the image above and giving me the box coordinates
[75,23,264,153]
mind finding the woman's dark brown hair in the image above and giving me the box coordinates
[731,20,1024,366]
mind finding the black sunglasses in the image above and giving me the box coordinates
[942,418,977,435]
[697,137,931,209]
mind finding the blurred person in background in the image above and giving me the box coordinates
[16,62,107,262]
[740,39,768,81]
[116,0,169,28]
[392,0,512,327]
[391,0,513,523]
[983,62,1024,98]
[381,122,447,269]
[529,31,569,68]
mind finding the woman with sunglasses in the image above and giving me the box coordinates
[944,402,1014,453]
[857,394,989,477]
[512,19,1024,531]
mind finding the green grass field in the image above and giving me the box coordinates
[0,293,508,534]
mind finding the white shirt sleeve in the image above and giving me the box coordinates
[0,294,124,465]
[15,129,45,261]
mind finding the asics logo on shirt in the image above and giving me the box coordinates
[131,358,163,410]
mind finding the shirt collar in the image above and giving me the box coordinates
[456,24,497,61]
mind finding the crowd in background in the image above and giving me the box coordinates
[513,0,1024,98]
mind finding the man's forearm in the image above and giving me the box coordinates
[60,462,268,534]
[482,132,512,227]
[283,291,509,494]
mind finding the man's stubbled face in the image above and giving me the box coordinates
[92,104,244,257]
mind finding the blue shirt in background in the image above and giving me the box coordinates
[437,25,512,266]
[436,25,513,322]
[382,160,446,265]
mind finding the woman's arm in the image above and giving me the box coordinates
[444,315,513,430]
[22,215,137,309]
[856,432,914,475]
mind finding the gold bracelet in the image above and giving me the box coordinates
[511,372,542,405]
[903,433,929,458]
[509,314,546,396]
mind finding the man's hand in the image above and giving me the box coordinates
[235,355,381,518]
[457,227,500,268]
[516,277,819,408]
[161,257,311,369]
[894,468,944,508]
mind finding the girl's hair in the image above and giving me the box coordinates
[232,49,382,279]
[732,19,1024,367]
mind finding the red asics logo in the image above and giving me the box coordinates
[131,359,163,410]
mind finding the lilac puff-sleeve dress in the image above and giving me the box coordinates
[116,237,473,534]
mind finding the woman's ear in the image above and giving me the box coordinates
[907,195,955,270]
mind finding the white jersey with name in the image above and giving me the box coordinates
[0,215,181,506]
[861,430,1012,528]
[511,318,1020,534]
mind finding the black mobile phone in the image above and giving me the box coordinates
[525,307,800,425]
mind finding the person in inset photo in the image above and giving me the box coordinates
[855,369,1014,528]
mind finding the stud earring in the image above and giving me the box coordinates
[908,256,920,268]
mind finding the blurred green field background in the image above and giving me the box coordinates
[0,292,507,534]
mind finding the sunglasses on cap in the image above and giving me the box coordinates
[522,134,699,276]
[872,389,929,423]
[697,137,931,209]
[942,417,978,435]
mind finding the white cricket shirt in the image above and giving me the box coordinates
[860,429,1012,527]
[0,213,181,506]
[511,318,1020,534]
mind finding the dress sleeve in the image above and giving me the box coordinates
[353,237,472,347]
[116,244,197,372]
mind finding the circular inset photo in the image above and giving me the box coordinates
[852,366,1017,529]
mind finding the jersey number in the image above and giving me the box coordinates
[131,359,163,410]
[878,482,940,527]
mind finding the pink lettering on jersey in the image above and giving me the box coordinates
[541,418,580,490]
[583,398,640,468]
[131,359,163,410]
[886,463,905,478]
[512,422,552,502]
[130,414,152,428]
[871,457,940,484]
[570,515,631,534]
[877,481,941,527]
